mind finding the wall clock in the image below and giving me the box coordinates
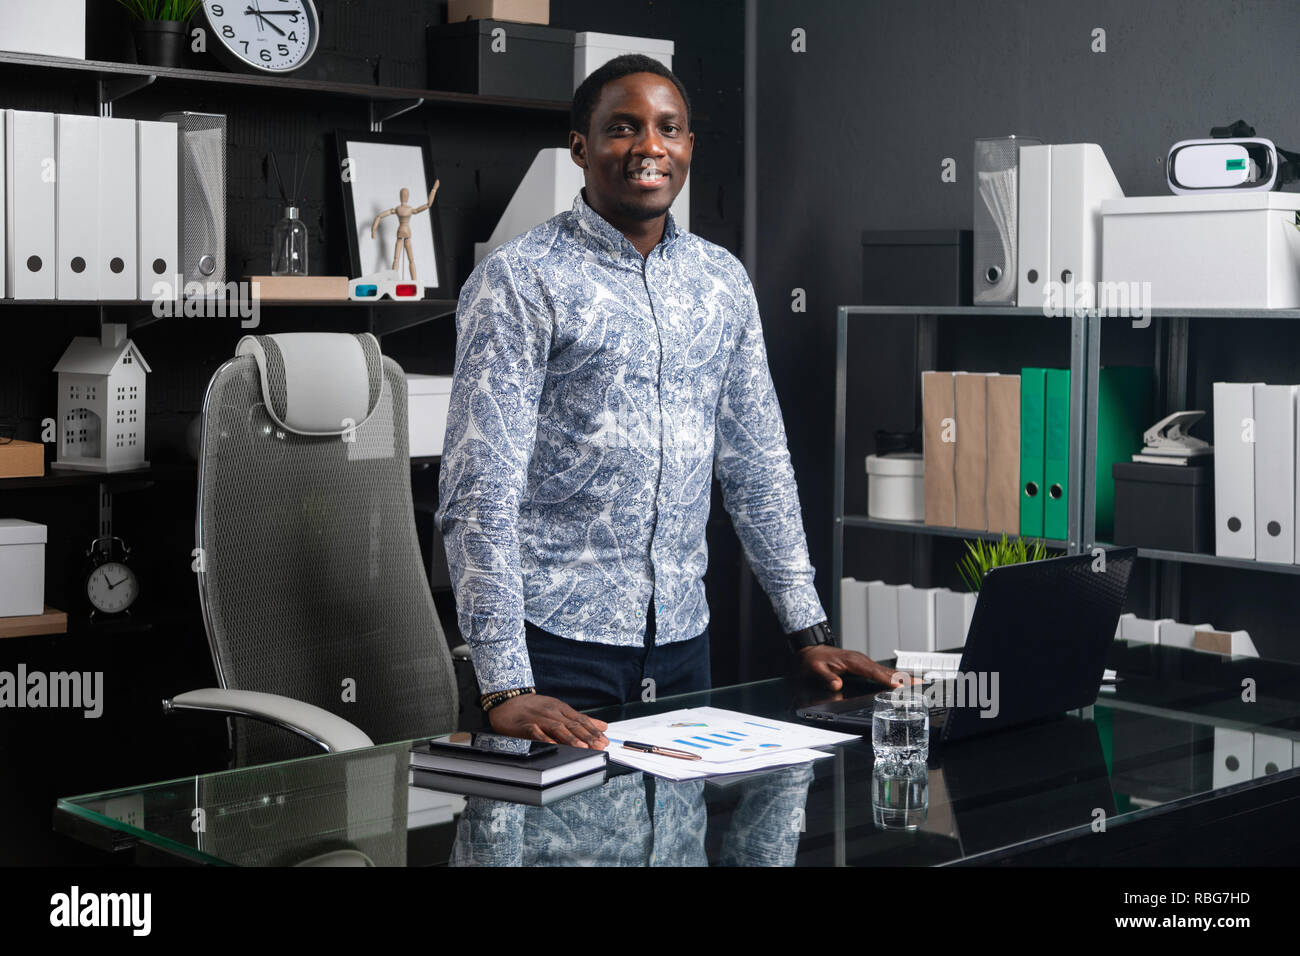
[200,0,320,74]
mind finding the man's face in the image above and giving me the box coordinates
[571,72,693,223]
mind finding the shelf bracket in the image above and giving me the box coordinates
[369,97,424,132]
[98,482,113,540]
[98,74,157,117]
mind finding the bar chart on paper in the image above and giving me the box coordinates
[604,707,855,764]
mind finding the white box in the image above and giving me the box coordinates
[865,452,924,521]
[0,519,47,617]
[407,374,454,457]
[574,32,674,88]
[0,2,85,59]
[1102,192,1300,308]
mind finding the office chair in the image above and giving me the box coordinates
[166,332,462,767]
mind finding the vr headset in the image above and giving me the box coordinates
[1168,120,1300,195]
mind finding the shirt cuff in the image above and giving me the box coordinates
[463,621,536,697]
[767,583,828,635]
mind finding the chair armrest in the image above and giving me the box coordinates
[163,688,374,753]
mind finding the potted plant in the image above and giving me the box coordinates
[956,533,1050,592]
[115,0,201,69]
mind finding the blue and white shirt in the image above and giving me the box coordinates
[436,189,826,694]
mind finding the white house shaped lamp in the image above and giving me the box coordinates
[53,323,151,473]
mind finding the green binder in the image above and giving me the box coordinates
[1019,368,1047,537]
[1044,368,1071,541]
[1096,366,1154,541]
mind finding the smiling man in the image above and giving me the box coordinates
[436,55,907,750]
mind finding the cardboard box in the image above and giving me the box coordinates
[448,0,549,25]
[0,439,45,479]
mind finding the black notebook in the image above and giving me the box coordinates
[410,768,609,806]
[410,732,608,787]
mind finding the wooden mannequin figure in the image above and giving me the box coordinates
[370,180,440,281]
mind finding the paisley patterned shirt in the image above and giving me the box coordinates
[436,189,826,694]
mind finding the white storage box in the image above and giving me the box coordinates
[0,2,85,59]
[406,374,454,457]
[0,519,47,617]
[1101,193,1300,308]
[574,32,674,88]
[865,452,924,521]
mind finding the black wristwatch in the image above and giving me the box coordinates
[787,620,837,653]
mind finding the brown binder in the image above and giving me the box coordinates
[986,373,1021,534]
[922,371,956,526]
[954,372,988,530]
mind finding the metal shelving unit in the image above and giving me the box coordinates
[832,304,1087,633]
[835,303,1300,634]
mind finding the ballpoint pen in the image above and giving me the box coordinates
[621,740,702,761]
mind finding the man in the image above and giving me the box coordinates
[437,54,906,751]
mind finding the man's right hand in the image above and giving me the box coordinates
[488,694,609,750]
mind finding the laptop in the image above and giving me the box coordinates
[798,548,1135,744]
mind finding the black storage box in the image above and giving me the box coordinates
[1112,459,1214,553]
[861,229,973,306]
[428,20,574,101]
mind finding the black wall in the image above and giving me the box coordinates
[751,0,1300,663]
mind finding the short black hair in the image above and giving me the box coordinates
[571,54,692,138]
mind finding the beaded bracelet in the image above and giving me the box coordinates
[480,686,537,713]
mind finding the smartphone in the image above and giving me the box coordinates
[420,732,558,759]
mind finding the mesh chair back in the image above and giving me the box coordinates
[196,348,457,765]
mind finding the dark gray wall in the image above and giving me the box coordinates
[751,0,1300,662]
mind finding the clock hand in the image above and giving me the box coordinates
[106,575,125,589]
[244,7,287,37]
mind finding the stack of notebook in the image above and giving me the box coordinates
[409,733,609,806]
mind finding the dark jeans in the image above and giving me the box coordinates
[524,605,711,710]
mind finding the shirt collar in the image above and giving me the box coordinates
[572,188,681,261]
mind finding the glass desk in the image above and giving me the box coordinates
[54,644,1300,866]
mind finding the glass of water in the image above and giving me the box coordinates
[872,688,929,762]
[872,757,929,830]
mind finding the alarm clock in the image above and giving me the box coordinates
[199,0,320,74]
[85,536,140,618]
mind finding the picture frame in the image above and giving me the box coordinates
[334,129,449,298]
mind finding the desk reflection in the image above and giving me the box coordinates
[450,763,815,866]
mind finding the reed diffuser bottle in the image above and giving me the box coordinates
[267,147,314,276]
[271,206,308,276]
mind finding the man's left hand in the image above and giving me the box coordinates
[798,645,917,691]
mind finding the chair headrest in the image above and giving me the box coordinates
[235,333,384,436]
